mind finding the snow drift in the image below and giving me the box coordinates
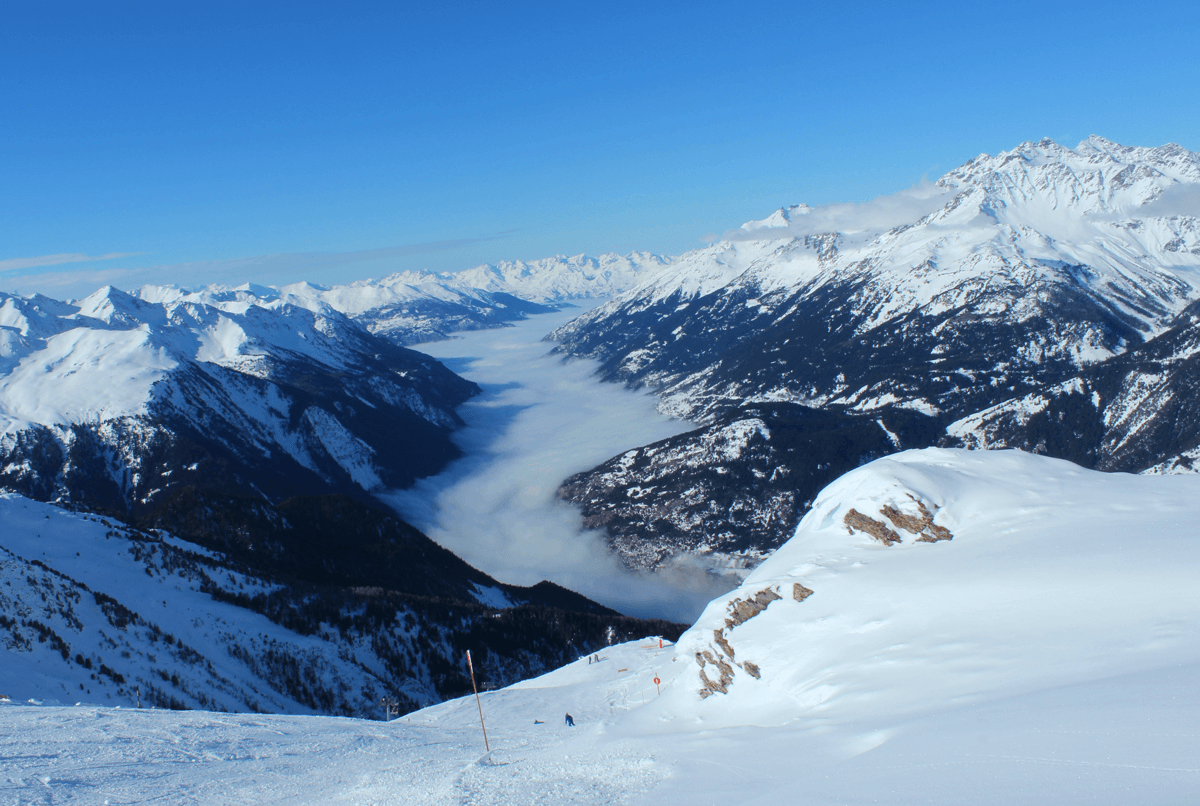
[668,447,1200,729]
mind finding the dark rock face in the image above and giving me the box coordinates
[946,299,1200,475]
[558,403,941,569]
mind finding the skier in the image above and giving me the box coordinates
[565,713,575,727]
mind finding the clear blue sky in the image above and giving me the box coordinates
[4,0,1199,298]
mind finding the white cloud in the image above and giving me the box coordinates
[722,180,955,242]
[0,251,142,273]
[1,234,517,300]
[1141,183,1200,218]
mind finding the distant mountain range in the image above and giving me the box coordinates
[276,251,670,344]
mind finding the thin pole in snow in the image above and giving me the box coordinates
[466,650,490,752]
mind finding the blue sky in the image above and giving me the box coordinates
[4,0,1199,298]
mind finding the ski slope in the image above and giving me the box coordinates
[3,449,1199,804]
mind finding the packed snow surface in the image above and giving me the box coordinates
[4,448,1198,804]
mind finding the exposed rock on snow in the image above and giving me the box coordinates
[843,507,903,546]
[671,448,1200,727]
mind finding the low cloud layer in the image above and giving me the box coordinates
[1,233,517,300]
[721,180,954,242]
[382,306,742,623]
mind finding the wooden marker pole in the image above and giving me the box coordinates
[466,650,490,752]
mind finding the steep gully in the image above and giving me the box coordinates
[383,302,741,623]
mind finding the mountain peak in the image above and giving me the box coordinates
[75,284,164,327]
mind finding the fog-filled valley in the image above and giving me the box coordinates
[386,305,738,624]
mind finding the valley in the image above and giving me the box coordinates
[384,304,736,623]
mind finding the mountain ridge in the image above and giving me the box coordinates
[551,136,1200,572]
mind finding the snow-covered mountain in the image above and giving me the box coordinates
[0,491,681,718]
[445,252,671,302]
[0,283,475,512]
[278,276,558,345]
[5,449,1197,804]
[0,282,506,613]
[553,136,1200,571]
[277,251,671,345]
[554,136,1200,420]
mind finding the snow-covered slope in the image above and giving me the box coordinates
[0,491,677,719]
[4,449,1197,804]
[670,448,1200,726]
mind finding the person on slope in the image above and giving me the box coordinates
[565,713,575,727]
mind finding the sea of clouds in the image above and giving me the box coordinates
[382,304,742,623]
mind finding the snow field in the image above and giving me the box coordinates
[1,640,678,805]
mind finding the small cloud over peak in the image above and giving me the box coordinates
[720,180,954,243]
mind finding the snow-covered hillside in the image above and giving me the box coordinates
[671,448,1200,725]
[5,449,1197,804]
[0,491,678,719]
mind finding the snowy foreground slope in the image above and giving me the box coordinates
[4,449,1198,804]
